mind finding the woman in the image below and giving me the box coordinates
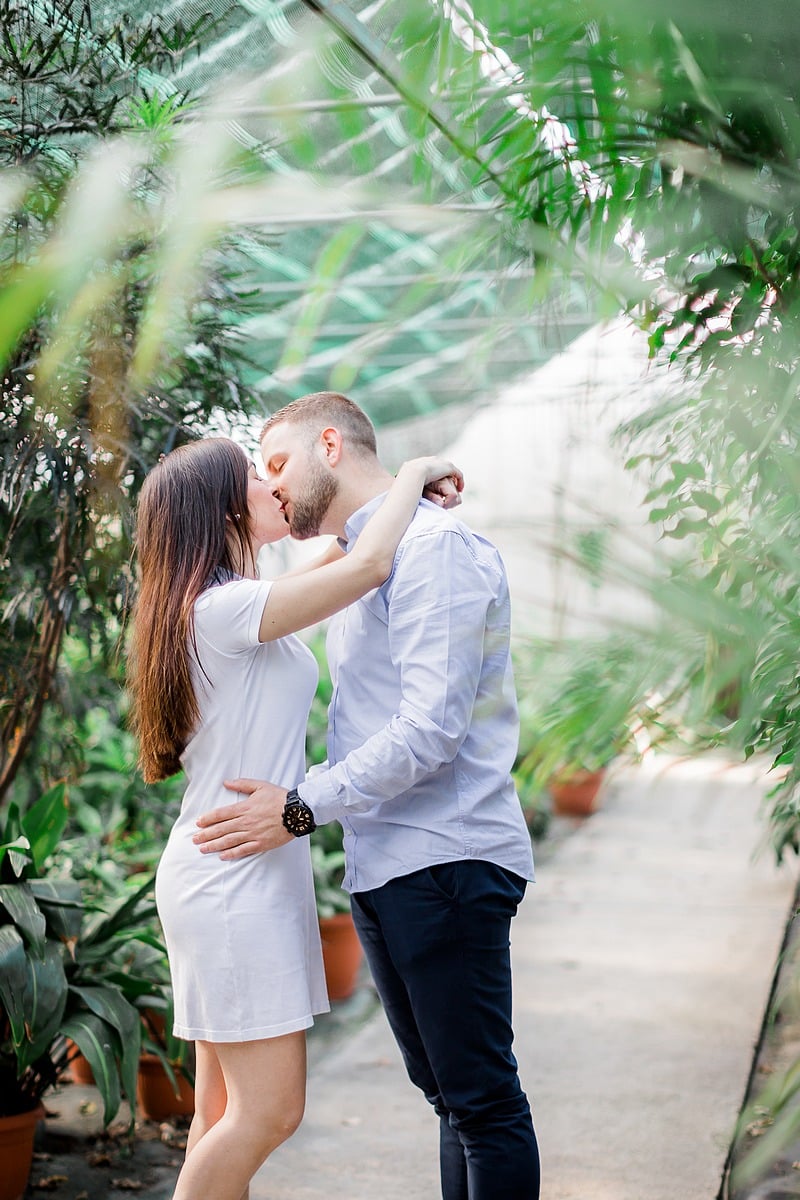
[128,436,460,1200]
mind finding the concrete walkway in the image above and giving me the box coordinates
[253,755,798,1200]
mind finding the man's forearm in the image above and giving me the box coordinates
[301,704,468,824]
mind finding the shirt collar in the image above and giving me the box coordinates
[340,492,389,551]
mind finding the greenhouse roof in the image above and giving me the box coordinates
[100,0,595,426]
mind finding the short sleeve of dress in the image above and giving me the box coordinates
[193,578,273,654]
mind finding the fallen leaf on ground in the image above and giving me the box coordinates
[32,1176,68,1190]
[111,1179,144,1191]
[745,1107,774,1138]
[159,1124,187,1149]
[87,1151,112,1167]
[135,1122,160,1142]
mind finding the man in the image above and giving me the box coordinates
[195,391,540,1200]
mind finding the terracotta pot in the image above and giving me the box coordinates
[141,1007,168,1042]
[136,1054,194,1121]
[66,1039,94,1086]
[549,768,606,817]
[319,911,364,1001]
[0,1104,44,1200]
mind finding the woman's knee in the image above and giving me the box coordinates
[261,1090,305,1148]
[201,1078,305,1149]
[228,1087,305,1157]
[271,1100,304,1148]
[216,1031,307,1154]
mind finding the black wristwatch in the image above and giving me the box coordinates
[282,788,317,837]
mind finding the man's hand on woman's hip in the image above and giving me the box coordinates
[194,779,291,859]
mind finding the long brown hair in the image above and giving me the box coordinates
[129,438,254,782]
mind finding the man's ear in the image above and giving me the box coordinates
[319,426,343,466]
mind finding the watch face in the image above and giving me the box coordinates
[290,809,310,833]
[283,799,316,836]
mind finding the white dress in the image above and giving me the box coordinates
[155,577,329,1042]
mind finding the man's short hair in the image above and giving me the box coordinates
[260,392,378,457]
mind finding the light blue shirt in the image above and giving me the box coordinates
[300,496,535,894]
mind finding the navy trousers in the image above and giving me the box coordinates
[351,860,540,1200]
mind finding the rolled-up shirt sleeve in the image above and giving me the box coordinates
[301,530,492,823]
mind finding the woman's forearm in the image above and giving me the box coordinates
[348,461,434,579]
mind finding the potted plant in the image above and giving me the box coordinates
[0,783,162,1199]
[516,638,640,818]
[134,945,196,1124]
[66,880,195,1122]
[137,992,195,1121]
[310,824,363,1002]
[66,923,195,1122]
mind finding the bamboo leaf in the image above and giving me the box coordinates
[277,224,364,372]
[691,489,723,515]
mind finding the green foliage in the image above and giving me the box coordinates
[3,0,800,1149]
[342,0,800,858]
[511,767,551,843]
[340,0,800,333]
[287,2,800,868]
[0,0,216,166]
[310,822,349,919]
[620,344,800,859]
[7,635,183,905]
[305,632,333,770]
[0,782,167,1120]
[303,634,350,916]
[514,637,652,793]
[726,936,800,1188]
[0,2,268,802]
[64,705,184,878]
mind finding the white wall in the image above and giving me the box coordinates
[430,318,677,640]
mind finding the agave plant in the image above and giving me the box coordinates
[0,780,166,1121]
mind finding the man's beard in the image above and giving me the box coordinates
[288,457,339,539]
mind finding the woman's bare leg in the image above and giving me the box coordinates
[185,1041,227,1157]
[180,1042,248,1200]
[171,1031,307,1200]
